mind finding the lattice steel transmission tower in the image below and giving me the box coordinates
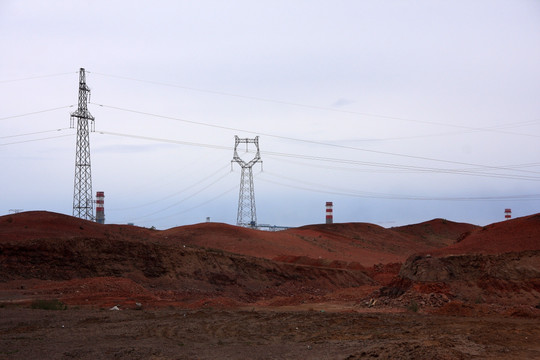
[232,136,262,228]
[70,68,95,220]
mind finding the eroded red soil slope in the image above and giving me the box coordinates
[161,219,473,267]
[396,215,540,308]
[1,211,539,311]
[427,213,540,256]
[0,211,374,308]
[392,218,479,249]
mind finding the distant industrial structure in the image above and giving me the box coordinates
[505,208,512,220]
[326,201,333,224]
[232,136,262,228]
[257,224,290,231]
[71,68,95,221]
[95,191,105,224]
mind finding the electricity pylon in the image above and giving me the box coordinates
[70,68,95,220]
[232,136,262,228]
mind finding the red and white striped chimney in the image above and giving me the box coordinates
[96,191,105,224]
[504,208,511,220]
[325,202,333,224]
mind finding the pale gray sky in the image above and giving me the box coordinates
[1,0,539,228]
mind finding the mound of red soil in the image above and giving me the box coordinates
[395,214,540,308]
[392,218,479,249]
[426,214,540,256]
[162,220,471,268]
[160,222,306,261]
[2,211,539,310]
[0,211,374,307]
[286,221,466,261]
[0,210,156,245]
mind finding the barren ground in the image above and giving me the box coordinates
[1,211,539,359]
[1,307,539,360]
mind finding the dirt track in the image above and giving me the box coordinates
[1,307,539,360]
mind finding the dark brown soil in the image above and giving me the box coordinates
[1,307,539,360]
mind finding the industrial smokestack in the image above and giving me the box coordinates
[96,191,105,224]
[326,202,333,224]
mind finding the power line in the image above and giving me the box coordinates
[0,128,71,139]
[264,154,540,176]
[88,71,539,137]
[91,103,539,177]
[261,151,540,181]
[126,171,234,223]
[97,130,231,151]
[91,102,247,135]
[108,164,231,211]
[100,125,538,177]
[130,183,239,227]
[0,72,76,84]
[0,133,74,146]
[369,122,540,141]
[0,105,75,121]
[258,171,540,201]
[97,130,540,181]
[93,113,540,181]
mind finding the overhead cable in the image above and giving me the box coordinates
[91,103,539,176]
[0,72,76,84]
[127,171,232,222]
[0,128,71,139]
[0,133,74,146]
[109,164,231,211]
[258,172,540,201]
[88,71,539,137]
[0,105,75,121]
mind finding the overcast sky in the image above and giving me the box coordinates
[1,1,539,229]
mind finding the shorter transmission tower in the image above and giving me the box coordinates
[71,68,95,220]
[232,136,262,228]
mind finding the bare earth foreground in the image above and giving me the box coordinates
[1,307,539,360]
[1,211,540,359]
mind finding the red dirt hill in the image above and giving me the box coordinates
[391,218,479,249]
[2,211,539,310]
[161,220,473,268]
[425,213,540,257]
[395,214,540,308]
[0,211,374,308]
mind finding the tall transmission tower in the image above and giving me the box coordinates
[232,136,262,228]
[70,68,95,220]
